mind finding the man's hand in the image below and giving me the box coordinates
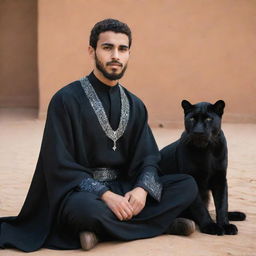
[124,187,148,216]
[101,191,134,221]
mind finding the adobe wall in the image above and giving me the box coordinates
[38,0,256,126]
[0,0,38,108]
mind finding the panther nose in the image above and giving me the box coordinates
[193,124,204,135]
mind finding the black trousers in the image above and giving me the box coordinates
[60,174,197,243]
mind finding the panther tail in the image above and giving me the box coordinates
[228,211,246,221]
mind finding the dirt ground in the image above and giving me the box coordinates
[0,109,255,256]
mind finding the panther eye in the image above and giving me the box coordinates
[189,117,195,121]
[206,117,212,122]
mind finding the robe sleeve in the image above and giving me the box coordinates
[135,167,162,202]
[128,101,162,202]
[76,178,109,197]
[41,90,109,202]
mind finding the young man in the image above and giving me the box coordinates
[0,19,197,252]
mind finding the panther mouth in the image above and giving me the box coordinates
[190,135,209,148]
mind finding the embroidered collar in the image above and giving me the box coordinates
[80,76,130,151]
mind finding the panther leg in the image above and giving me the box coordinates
[211,176,238,235]
[186,194,224,235]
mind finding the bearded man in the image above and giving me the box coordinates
[0,19,197,252]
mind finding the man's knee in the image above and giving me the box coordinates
[161,174,198,203]
[61,191,109,231]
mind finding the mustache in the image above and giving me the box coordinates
[106,61,123,67]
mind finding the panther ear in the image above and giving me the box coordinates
[213,100,225,116]
[181,100,193,115]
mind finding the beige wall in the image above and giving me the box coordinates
[37,0,255,125]
[0,0,38,108]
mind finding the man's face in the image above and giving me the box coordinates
[92,31,130,81]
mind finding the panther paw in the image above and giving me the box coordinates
[223,224,238,235]
[200,223,224,236]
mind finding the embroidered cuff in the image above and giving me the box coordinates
[135,167,163,202]
[76,177,109,197]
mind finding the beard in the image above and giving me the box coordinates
[95,53,128,81]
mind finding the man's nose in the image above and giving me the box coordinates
[111,48,119,59]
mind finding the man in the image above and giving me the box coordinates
[0,19,197,252]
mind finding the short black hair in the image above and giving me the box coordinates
[89,18,132,49]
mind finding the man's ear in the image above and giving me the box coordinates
[88,45,95,59]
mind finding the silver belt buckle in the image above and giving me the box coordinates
[93,168,118,182]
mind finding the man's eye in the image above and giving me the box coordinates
[119,47,128,52]
[206,117,212,122]
[103,46,111,50]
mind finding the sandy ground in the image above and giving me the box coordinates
[0,108,255,256]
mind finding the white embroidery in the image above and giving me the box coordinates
[80,76,130,151]
[137,170,162,201]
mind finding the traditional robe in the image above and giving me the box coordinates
[0,73,164,251]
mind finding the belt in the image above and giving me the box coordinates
[92,168,118,182]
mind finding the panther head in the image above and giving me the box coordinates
[181,100,225,148]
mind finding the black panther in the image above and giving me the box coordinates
[159,100,246,235]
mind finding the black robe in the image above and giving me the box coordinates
[0,73,161,252]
